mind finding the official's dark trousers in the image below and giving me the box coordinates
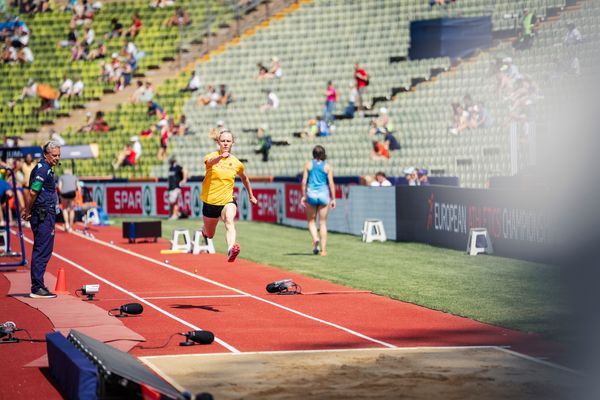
[30,208,56,292]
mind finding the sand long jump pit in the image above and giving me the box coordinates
[140,347,580,399]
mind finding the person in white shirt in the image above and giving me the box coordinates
[370,171,392,187]
[181,70,201,92]
[261,90,279,111]
[59,75,73,98]
[18,46,34,64]
[71,76,84,97]
[131,136,142,161]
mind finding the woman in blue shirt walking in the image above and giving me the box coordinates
[301,145,336,256]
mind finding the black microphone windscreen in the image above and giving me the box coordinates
[120,303,143,315]
[188,330,214,345]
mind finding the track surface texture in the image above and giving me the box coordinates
[0,225,567,399]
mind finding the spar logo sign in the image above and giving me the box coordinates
[107,186,143,214]
[252,188,277,223]
[143,186,152,216]
[285,183,304,220]
[93,186,104,209]
[192,186,202,217]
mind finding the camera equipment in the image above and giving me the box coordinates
[0,321,19,344]
[76,284,100,301]
[265,279,301,295]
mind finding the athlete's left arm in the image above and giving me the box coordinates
[239,171,257,205]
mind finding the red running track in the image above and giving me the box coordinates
[0,224,561,398]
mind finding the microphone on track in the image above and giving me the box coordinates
[109,303,143,317]
[179,330,215,346]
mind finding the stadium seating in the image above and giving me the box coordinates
[7,0,597,187]
[0,0,232,142]
[156,0,594,188]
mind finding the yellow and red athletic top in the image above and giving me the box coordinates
[201,151,244,205]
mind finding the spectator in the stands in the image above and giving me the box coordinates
[147,100,164,118]
[293,119,319,139]
[418,169,430,186]
[260,89,279,111]
[2,37,17,63]
[10,79,59,112]
[514,8,537,50]
[17,45,34,64]
[71,75,84,97]
[70,0,94,27]
[164,7,191,28]
[83,25,95,47]
[59,75,73,99]
[404,167,420,186]
[344,82,358,118]
[125,13,143,38]
[354,63,369,113]
[563,22,582,46]
[383,129,401,152]
[254,124,272,162]
[316,116,330,137]
[139,81,155,102]
[180,71,201,92]
[368,108,391,137]
[198,85,220,107]
[256,62,269,80]
[79,111,109,132]
[269,56,282,78]
[113,136,142,169]
[172,114,188,136]
[106,18,124,40]
[87,40,106,60]
[449,102,469,135]
[71,39,89,61]
[157,119,169,161]
[58,27,78,48]
[11,26,29,49]
[130,80,145,103]
[218,84,232,106]
[370,171,392,187]
[322,81,337,126]
[151,0,175,8]
[370,140,389,160]
[117,55,134,90]
[470,103,493,129]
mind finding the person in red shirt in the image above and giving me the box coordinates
[354,63,369,112]
[125,13,143,38]
[370,140,390,160]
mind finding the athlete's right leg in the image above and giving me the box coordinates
[202,215,219,239]
[317,204,330,256]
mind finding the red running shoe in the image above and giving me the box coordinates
[227,243,240,262]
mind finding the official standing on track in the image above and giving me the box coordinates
[301,145,336,256]
[200,129,257,262]
[167,156,188,220]
[22,140,61,299]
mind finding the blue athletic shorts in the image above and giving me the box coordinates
[306,188,330,207]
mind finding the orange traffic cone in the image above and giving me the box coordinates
[54,267,69,294]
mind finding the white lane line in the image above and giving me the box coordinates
[144,295,250,300]
[495,347,585,376]
[69,230,397,349]
[19,233,240,353]
[141,345,506,361]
